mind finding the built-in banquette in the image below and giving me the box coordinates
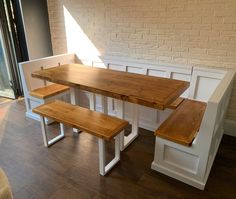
[152,67,234,190]
[19,53,234,189]
[18,54,76,123]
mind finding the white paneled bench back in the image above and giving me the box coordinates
[19,53,77,123]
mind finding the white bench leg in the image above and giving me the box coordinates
[116,100,139,151]
[40,116,65,147]
[98,134,120,176]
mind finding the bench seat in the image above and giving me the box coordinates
[33,100,129,175]
[33,100,129,141]
[155,99,206,146]
[30,84,70,99]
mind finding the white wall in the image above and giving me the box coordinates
[46,0,236,127]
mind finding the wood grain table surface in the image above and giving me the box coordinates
[31,64,189,110]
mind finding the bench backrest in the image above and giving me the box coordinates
[92,61,107,68]
[105,60,192,96]
[108,63,127,72]
[199,70,234,143]
[19,53,77,95]
[188,67,227,102]
[147,65,192,98]
[192,70,234,178]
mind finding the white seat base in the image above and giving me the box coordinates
[151,162,206,190]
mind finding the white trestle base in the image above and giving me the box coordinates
[115,100,139,151]
[98,135,120,176]
[70,87,81,133]
[40,116,65,147]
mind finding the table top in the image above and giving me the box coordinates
[31,64,189,110]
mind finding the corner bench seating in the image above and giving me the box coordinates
[33,100,129,176]
[155,99,207,146]
[19,54,76,123]
[152,67,235,190]
[20,53,235,189]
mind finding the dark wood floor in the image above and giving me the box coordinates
[0,100,236,199]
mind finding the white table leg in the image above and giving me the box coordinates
[70,88,81,133]
[101,96,108,114]
[115,100,139,151]
[89,93,96,111]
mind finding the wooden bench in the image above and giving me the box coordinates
[30,84,69,99]
[152,68,234,190]
[155,99,206,146]
[33,100,129,176]
[18,54,76,123]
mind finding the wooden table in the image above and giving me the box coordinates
[32,64,189,109]
[32,64,189,149]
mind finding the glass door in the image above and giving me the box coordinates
[0,0,29,99]
[0,26,15,98]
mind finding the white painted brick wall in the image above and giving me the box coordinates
[47,0,236,121]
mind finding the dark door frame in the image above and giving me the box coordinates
[0,0,28,98]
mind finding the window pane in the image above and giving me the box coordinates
[0,28,14,98]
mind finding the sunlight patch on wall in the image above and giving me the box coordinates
[63,6,102,64]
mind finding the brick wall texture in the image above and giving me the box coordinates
[47,0,236,121]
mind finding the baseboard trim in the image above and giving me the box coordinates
[224,119,236,137]
[151,162,205,190]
